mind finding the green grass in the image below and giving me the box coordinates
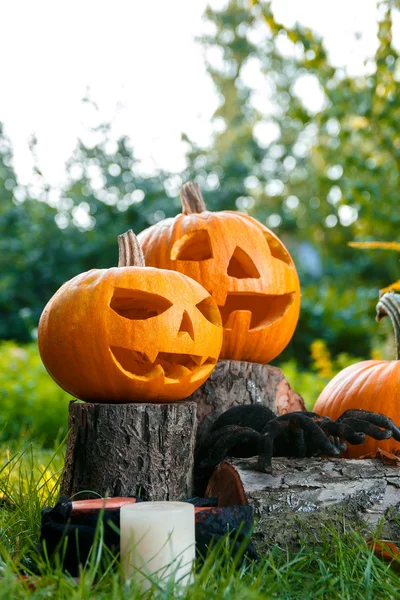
[0,437,400,599]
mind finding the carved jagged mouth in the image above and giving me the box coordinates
[110,347,216,381]
[219,292,295,331]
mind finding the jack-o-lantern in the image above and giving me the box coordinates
[137,182,300,363]
[38,231,223,402]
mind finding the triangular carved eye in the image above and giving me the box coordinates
[171,230,213,261]
[178,310,195,340]
[196,297,221,326]
[264,231,291,265]
[110,288,172,320]
[227,247,260,279]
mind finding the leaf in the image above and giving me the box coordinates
[380,280,400,294]
[348,241,400,251]
[366,539,400,572]
[359,448,400,465]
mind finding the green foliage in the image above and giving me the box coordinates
[0,341,70,445]
[279,360,328,410]
[281,338,365,410]
[280,283,385,365]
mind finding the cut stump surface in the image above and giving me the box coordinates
[206,456,400,550]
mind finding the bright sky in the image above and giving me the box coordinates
[0,0,392,187]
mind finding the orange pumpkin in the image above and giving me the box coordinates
[38,231,223,402]
[314,292,400,457]
[137,182,300,364]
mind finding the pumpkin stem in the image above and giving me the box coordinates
[118,230,146,267]
[180,181,207,215]
[376,292,400,360]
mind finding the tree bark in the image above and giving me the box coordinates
[190,359,305,448]
[61,400,197,501]
[206,456,400,550]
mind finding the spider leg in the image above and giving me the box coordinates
[257,420,286,472]
[337,409,400,441]
[210,404,277,434]
[194,424,262,494]
[272,413,342,459]
[336,418,392,441]
[257,413,341,472]
[265,417,308,457]
[310,416,349,451]
[320,420,367,446]
[197,425,261,472]
[332,436,348,452]
[291,412,363,449]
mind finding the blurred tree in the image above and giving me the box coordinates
[183,0,400,364]
[59,125,178,266]
[3,0,400,367]
[0,125,62,341]
[0,124,174,341]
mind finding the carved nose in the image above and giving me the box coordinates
[178,310,195,340]
[227,247,260,279]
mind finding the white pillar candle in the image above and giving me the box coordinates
[120,501,196,590]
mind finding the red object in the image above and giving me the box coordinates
[70,497,214,518]
[367,538,400,572]
[71,497,136,515]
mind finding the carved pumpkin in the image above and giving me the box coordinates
[314,292,400,457]
[137,182,300,364]
[38,231,223,402]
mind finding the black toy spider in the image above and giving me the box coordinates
[194,405,400,493]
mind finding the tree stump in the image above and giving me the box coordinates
[206,457,400,550]
[61,401,197,501]
[190,359,305,448]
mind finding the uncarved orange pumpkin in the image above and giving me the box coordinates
[38,231,223,402]
[137,182,300,364]
[314,292,400,457]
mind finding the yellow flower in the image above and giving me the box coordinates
[370,349,383,361]
[310,339,333,378]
